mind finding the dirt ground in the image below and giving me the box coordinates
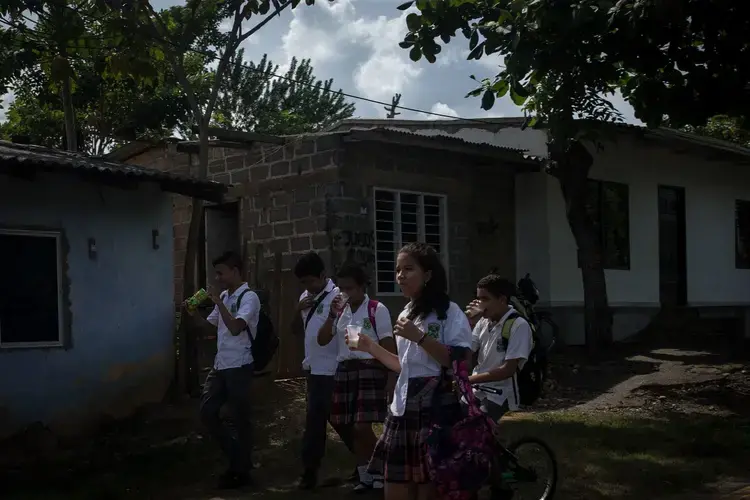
[2,335,749,500]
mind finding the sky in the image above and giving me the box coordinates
[0,0,640,125]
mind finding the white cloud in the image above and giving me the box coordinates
[427,102,459,120]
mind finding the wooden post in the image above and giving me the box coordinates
[272,252,283,376]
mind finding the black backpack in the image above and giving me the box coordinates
[499,312,544,406]
[236,290,278,374]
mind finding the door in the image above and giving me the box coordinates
[203,202,240,289]
[658,186,687,306]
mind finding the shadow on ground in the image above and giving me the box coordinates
[499,411,750,500]
[0,378,355,500]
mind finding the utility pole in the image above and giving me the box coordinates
[384,93,401,119]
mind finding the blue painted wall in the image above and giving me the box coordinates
[0,172,175,437]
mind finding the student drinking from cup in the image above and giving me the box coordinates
[186,251,259,490]
[346,243,472,500]
[291,252,354,490]
[317,264,397,492]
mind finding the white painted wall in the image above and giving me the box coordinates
[389,123,750,309]
[541,135,750,307]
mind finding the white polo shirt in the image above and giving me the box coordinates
[471,307,533,411]
[300,279,339,375]
[207,283,260,370]
[334,295,393,362]
[390,301,472,417]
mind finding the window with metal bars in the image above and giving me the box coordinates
[373,188,448,295]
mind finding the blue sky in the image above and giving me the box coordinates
[1,0,640,125]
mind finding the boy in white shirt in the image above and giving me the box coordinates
[291,252,354,490]
[187,251,260,490]
[466,275,533,421]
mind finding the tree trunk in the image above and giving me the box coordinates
[61,76,77,152]
[551,140,613,355]
[179,120,209,396]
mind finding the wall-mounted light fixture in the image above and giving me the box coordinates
[360,201,369,216]
[88,238,97,260]
[152,229,160,250]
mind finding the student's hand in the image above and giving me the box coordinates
[182,302,197,317]
[207,285,222,305]
[330,294,345,315]
[465,299,485,325]
[296,296,315,312]
[346,332,374,353]
[394,318,422,342]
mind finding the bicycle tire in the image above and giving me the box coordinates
[506,437,558,500]
[535,314,560,352]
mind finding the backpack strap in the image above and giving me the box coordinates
[498,312,520,351]
[304,290,331,330]
[235,289,255,344]
[367,299,380,341]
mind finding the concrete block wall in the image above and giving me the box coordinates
[126,136,346,301]
[339,142,517,316]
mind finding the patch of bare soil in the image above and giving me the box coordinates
[534,344,750,419]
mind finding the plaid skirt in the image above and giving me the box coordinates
[368,376,462,484]
[330,359,389,426]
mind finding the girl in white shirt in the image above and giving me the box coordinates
[347,242,472,500]
[317,264,396,492]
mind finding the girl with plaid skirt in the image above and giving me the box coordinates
[346,243,473,500]
[317,264,397,492]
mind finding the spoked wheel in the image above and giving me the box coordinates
[504,437,557,500]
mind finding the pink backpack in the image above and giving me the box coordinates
[423,353,497,499]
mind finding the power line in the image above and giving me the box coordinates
[1,9,506,126]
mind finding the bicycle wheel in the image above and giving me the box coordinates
[535,314,560,354]
[505,437,557,500]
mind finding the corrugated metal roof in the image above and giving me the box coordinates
[0,140,227,201]
[342,127,549,165]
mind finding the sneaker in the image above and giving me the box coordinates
[353,481,373,493]
[347,467,359,483]
[297,469,317,490]
[217,471,252,490]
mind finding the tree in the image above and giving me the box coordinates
[0,57,189,155]
[682,116,750,148]
[214,50,355,135]
[0,0,169,152]
[397,0,750,352]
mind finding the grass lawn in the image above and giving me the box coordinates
[499,410,750,499]
[5,405,748,500]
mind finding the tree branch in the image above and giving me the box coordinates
[204,7,244,121]
[237,0,292,44]
[141,2,204,121]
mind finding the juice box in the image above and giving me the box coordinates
[186,288,209,312]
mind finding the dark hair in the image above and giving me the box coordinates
[294,251,325,279]
[399,242,450,321]
[336,264,369,287]
[477,274,517,300]
[212,251,243,272]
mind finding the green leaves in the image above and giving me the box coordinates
[481,89,495,110]
[509,81,528,105]
[409,45,422,62]
[406,12,422,32]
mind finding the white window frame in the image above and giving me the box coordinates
[0,228,66,349]
[372,188,450,296]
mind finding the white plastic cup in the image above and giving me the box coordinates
[347,325,362,349]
